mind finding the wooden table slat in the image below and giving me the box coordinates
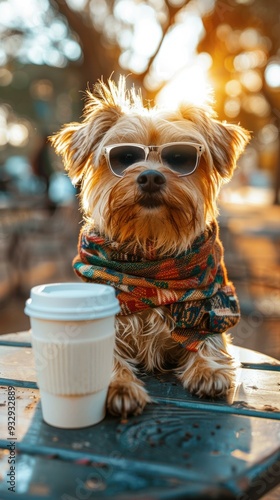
[0,450,237,500]
[0,342,279,420]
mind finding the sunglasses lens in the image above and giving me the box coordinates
[108,145,145,176]
[161,144,198,175]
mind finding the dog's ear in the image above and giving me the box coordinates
[49,79,126,184]
[178,105,250,181]
[205,119,251,181]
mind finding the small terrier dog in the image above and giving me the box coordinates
[51,77,250,418]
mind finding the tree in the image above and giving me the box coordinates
[54,0,121,87]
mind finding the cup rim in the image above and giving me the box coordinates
[24,282,120,320]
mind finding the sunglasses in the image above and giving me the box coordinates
[103,142,205,177]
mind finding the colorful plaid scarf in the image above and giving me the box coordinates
[73,222,240,351]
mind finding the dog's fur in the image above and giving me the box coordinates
[51,77,250,418]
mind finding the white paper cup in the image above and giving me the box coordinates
[24,283,120,428]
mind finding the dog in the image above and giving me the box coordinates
[50,76,250,418]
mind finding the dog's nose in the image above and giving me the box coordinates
[137,170,166,193]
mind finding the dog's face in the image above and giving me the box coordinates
[51,77,250,255]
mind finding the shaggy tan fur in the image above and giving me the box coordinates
[50,76,250,417]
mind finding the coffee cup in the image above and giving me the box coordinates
[24,282,120,428]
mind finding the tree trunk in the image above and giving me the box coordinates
[55,0,120,89]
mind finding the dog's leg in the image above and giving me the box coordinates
[107,357,151,417]
[176,333,235,397]
[107,315,151,417]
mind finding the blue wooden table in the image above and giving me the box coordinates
[0,331,280,499]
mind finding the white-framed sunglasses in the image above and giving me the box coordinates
[103,142,205,177]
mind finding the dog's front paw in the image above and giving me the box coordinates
[181,367,234,398]
[107,379,151,418]
[177,337,236,398]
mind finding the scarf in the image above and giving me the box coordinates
[73,222,240,351]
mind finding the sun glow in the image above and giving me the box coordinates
[156,57,213,109]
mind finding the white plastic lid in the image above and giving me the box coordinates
[24,283,120,320]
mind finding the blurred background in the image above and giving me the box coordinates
[0,0,279,359]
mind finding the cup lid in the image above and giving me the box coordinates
[24,283,120,320]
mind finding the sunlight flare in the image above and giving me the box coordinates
[156,59,213,109]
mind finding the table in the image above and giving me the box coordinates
[0,331,280,499]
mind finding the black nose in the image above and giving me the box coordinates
[137,170,166,193]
